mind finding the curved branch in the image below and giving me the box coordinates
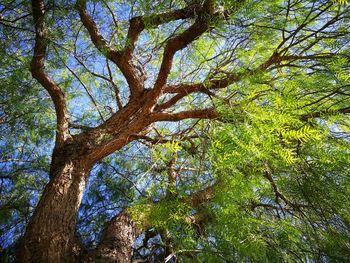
[76,1,204,100]
[76,0,143,97]
[54,46,105,122]
[156,83,217,111]
[145,0,219,109]
[124,3,199,60]
[161,49,342,105]
[152,19,210,93]
[31,0,70,144]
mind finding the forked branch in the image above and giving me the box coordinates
[151,1,216,99]
[76,0,144,96]
[124,3,199,60]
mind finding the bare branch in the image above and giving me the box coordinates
[31,0,70,144]
[76,0,144,97]
[123,3,198,60]
[106,59,123,110]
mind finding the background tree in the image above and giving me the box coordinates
[0,0,349,262]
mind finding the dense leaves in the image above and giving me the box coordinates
[1,0,350,262]
[207,73,350,261]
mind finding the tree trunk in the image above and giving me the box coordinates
[83,211,141,263]
[18,138,142,263]
[19,153,90,263]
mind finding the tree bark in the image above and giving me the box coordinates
[83,211,141,263]
[18,135,143,263]
[19,150,91,262]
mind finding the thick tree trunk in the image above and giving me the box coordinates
[19,153,90,263]
[83,211,140,263]
[18,139,141,263]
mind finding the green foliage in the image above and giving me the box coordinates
[333,0,349,5]
[130,199,192,230]
[1,0,350,261]
[151,140,182,163]
[205,63,350,261]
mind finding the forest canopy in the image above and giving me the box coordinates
[0,0,350,262]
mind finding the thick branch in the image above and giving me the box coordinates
[152,21,208,92]
[31,0,70,144]
[145,0,218,109]
[87,210,141,263]
[124,4,198,60]
[84,104,152,163]
[76,0,143,97]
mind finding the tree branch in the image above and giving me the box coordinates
[31,0,70,144]
[75,1,208,100]
[157,82,220,111]
[300,106,350,121]
[123,3,198,60]
[88,210,141,263]
[53,46,106,122]
[151,108,219,122]
[188,185,215,208]
[76,0,144,97]
[147,0,218,108]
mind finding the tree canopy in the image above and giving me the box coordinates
[0,0,349,262]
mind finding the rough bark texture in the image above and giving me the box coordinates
[19,156,90,262]
[19,142,140,263]
[83,211,141,263]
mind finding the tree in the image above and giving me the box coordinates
[0,0,349,262]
